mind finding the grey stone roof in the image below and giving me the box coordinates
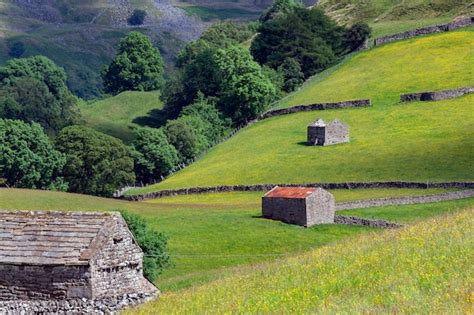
[0,210,118,266]
[309,118,325,127]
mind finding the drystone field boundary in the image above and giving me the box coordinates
[373,16,474,46]
[400,86,474,102]
[335,189,474,210]
[120,182,474,201]
[334,215,403,228]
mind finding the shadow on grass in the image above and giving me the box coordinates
[133,108,168,128]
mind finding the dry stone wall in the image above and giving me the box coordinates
[400,86,474,102]
[334,215,403,228]
[259,99,371,120]
[336,189,474,211]
[374,16,474,46]
[121,182,474,201]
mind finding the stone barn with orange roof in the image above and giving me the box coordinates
[262,186,335,227]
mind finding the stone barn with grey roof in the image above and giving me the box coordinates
[0,210,157,311]
[307,118,349,146]
[262,187,335,227]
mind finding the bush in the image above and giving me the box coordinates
[128,9,147,26]
[120,211,169,281]
[55,126,135,196]
[0,119,67,190]
[131,127,179,183]
[164,119,201,163]
[278,58,305,92]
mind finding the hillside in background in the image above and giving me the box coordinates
[79,91,164,142]
[129,29,474,194]
[0,0,205,99]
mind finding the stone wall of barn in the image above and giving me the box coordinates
[305,189,335,226]
[307,125,325,145]
[324,121,349,146]
[0,264,91,300]
[262,197,308,226]
[90,215,156,298]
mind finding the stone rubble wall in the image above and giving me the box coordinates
[0,264,91,300]
[335,189,474,210]
[400,86,474,102]
[0,292,156,315]
[262,197,307,226]
[259,99,371,120]
[373,16,474,46]
[334,215,403,228]
[120,182,474,201]
[324,120,349,146]
[305,189,335,226]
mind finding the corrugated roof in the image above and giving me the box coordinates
[0,210,115,266]
[264,187,317,199]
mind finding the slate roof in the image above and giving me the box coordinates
[0,210,117,266]
[264,186,317,199]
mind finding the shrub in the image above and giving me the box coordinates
[344,22,371,52]
[0,119,67,190]
[55,126,135,196]
[278,58,305,92]
[164,119,201,163]
[120,211,169,281]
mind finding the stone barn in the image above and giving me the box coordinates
[0,210,157,307]
[307,118,349,146]
[262,186,335,227]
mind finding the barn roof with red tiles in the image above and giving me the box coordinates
[263,186,317,199]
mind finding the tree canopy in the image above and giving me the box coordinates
[0,119,66,190]
[55,126,135,196]
[0,55,79,133]
[102,32,164,95]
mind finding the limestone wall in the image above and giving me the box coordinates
[374,16,474,46]
[400,86,474,102]
[0,264,91,300]
[305,189,335,225]
[334,215,402,228]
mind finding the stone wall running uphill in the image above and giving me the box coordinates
[400,86,474,102]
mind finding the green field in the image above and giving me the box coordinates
[2,188,471,291]
[128,208,473,314]
[79,91,164,142]
[129,30,474,194]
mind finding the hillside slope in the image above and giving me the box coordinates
[0,0,204,98]
[130,30,474,194]
[129,208,474,313]
[319,0,474,37]
[79,91,163,142]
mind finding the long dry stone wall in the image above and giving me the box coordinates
[121,182,474,201]
[400,86,474,102]
[259,99,371,120]
[335,189,474,211]
[374,16,474,46]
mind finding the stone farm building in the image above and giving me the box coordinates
[262,186,335,227]
[0,210,157,303]
[307,118,349,146]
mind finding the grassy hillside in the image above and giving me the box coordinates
[1,188,470,291]
[318,0,473,38]
[129,30,474,194]
[129,208,473,313]
[79,90,163,142]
